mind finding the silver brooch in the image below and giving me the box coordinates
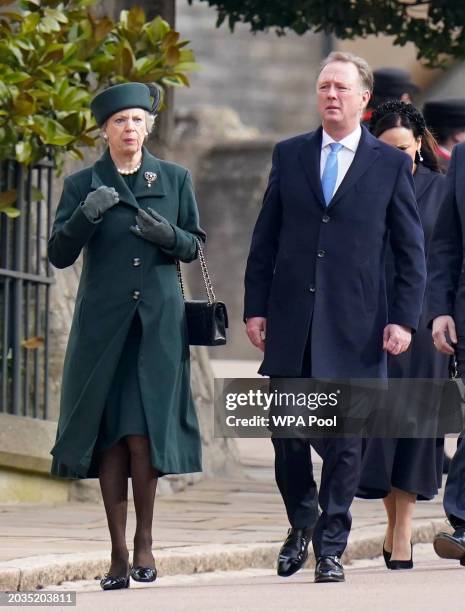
[144,171,157,188]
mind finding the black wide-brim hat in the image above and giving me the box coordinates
[373,68,419,98]
[91,82,161,127]
[423,99,465,129]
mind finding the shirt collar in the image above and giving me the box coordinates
[321,124,362,153]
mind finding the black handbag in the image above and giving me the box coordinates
[177,239,228,346]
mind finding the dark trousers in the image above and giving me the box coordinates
[271,334,362,557]
[272,436,362,557]
[444,436,465,528]
[446,349,465,528]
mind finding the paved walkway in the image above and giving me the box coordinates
[0,437,449,590]
[0,360,456,590]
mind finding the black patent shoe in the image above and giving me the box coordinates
[130,566,157,582]
[389,543,413,570]
[100,573,130,590]
[277,527,313,577]
[314,556,345,583]
[434,527,465,562]
[383,540,392,569]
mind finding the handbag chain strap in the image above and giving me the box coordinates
[176,238,216,305]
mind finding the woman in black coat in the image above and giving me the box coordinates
[357,101,448,569]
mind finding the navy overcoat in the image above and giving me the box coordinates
[428,142,465,338]
[244,126,426,378]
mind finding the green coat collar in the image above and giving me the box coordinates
[91,146,166,209]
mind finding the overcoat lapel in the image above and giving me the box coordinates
[91,146,166,209]
[298,128,326,208]
[327,126,380,209]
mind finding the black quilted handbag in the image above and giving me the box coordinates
[177,239,228,346]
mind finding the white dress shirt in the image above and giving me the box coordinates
[320,125,362,194]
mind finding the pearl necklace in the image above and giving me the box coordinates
[117,160,142,175]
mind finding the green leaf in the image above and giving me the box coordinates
[145,16,170,45]
[20,0,41,9]
[15,140,32,163]
[22,12,40,33]
[44,7,68,24]
[0,207,20,218]
[126,6,145,33]
[31,186,44,200]
[33,116,75,146]
[93,17,114,42]
[13,94,36,116]
[165,46,180,66]
[6,42,24,65]
[3,72,31,84]
[175,62,201,72]
[37,16,61,34]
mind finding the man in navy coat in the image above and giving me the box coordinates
[244,51,426,583]
[429,141,465,565]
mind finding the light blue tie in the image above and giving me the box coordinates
[321,142,343,205]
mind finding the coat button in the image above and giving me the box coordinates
[132,290,141,300]
[317,249,326,258]
[322,215,330,223]
[133,257,141,267]
[309,285,316,293]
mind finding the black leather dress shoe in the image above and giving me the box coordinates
[314,556,345,583]
[100,573,130,590]
[277,527,313,577]
[130,566,157,582]
[434,527,465,562]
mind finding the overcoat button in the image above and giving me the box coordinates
[309,285,316,293]
[132,290,141,300]
[133,257,141,267]
[322,215,330,223]
[317,250,326,258]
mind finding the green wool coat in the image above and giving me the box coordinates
[48,146,206,478]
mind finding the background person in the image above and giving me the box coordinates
[357,100,448,570]
[423,99,465,172]
[429,140,465,566]
[363,67,419,123]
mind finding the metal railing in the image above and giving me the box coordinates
[0,160,55,419]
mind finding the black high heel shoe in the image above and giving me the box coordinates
[100,573,130,590]
[383,541,392,569]
[130,565,157,582]
[389,543,413,570]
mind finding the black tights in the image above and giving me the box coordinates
[99,435,158,575]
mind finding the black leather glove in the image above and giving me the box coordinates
[130,207,175,248]
[81,186,119,222]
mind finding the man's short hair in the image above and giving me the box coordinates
[318,51,374,93]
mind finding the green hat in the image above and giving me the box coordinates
[91,82,160,126]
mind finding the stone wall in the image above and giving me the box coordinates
[176,1,324,136]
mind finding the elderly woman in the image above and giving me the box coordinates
[48,82,205,590]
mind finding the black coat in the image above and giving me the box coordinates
[388,165,449,379]
[428,142,465,340]
[358,165,448,501]
[244,126,426,378]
